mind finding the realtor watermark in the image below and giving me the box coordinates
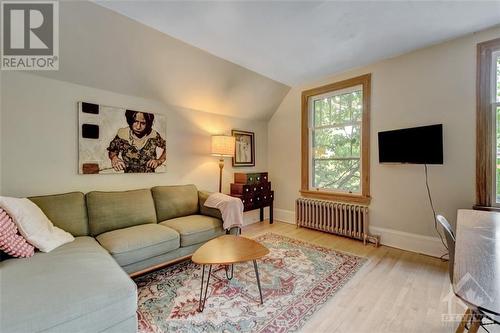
[1,1,59,70]
[441,272,493,326]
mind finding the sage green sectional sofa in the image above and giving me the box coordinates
[0,184,224,333]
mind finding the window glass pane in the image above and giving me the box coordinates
[496,106,500,202]
[313,159,360,193]
[497,57,500,102]
[313,90,362,127]
[313,125,360,159]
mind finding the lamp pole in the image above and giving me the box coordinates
[218,158,224,193]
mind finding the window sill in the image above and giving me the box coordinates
[472,205,500,212]
[300,189,371,205]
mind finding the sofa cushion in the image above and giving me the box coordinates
[29,192,89,236]
[152,184,199,221]
[0,196,75,252]
[0,237,137,333]
[0,208,34,258]
[198,190,223,220]
[159,214,224,247]
[86,189,156,236]
[96,224,180,266]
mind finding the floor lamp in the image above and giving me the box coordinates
[211,135,235,193]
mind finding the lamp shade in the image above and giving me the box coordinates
[211,135,235,157]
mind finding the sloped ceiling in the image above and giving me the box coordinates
[97,0,500,86]
[31,1,290,120]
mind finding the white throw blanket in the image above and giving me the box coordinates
[204,193,244,230]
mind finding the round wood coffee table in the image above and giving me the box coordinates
[192,235,269,312]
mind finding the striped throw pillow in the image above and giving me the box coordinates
[0,208,34,258]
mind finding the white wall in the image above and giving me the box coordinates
[32,1,289,120]
[1,72,268,199]
[269,26,500,244]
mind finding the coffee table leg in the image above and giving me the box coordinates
[253,260,264,304]
[225,264,234,280]
[198,264,212,312]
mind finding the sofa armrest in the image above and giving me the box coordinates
[198,191,223,220]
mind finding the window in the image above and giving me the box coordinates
[477,38,500,208]
[310,86,362,192]
[301,74,371,204]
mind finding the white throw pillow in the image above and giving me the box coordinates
[0,196,74,252]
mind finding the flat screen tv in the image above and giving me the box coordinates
[378,124,443,164]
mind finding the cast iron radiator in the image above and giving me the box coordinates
[296,198,379,246]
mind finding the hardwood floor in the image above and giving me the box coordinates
[242,221,497,333]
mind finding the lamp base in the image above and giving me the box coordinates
[218,158,224,193]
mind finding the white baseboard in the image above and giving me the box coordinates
[269,208,446,258]
[274,208,295,224]
[242,208,270,226]
[369,226,446,258]
[243,207,295,226]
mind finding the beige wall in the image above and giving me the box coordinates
[1,72,268,197]
[269,26,500,238]
[0,0,283,203]
[32,1,289,121]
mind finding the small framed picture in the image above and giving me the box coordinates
[232,130,255,167]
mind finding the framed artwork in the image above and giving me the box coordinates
[232,129,255,167]
[78,102,167,174]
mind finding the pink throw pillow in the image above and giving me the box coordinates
[0,208,34,258]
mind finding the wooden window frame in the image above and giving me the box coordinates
[476,38,500,208]
[301,74,371,205]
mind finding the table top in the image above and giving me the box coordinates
[192,235,270,265]
[454,209,500,317]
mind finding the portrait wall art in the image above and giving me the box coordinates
[78,102,167,174]
[232,129,255,167]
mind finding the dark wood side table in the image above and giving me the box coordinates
[230,172,274,224]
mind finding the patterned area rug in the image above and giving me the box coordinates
[135,233,365,333]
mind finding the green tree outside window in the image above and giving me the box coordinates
[312,89,362,193]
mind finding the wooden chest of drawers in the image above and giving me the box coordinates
[234,172,268,185]
[231,191,274,210]
[230,172,273,224]
[230,182,272,196]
